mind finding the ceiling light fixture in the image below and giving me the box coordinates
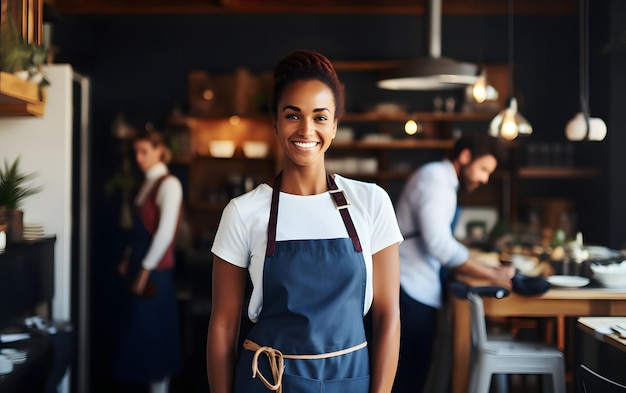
[488,0,532,140]
[565,0,607,141]
[471,68,499,104]
[377,0,479,90]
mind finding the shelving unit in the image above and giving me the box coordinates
[516,166,601,179]
[167,58,602,243]
[165,116,279,239]
[166,108,508,240]
[0,72,46,117]
[0,0,45,117]
[48,0,578,16]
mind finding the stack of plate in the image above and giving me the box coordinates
[23,223,44,240]
[1,348,27,365]
[0,354,13,375]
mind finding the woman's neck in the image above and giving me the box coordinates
[279,165,328,196]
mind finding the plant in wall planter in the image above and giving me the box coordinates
[0,17,50,88]
[0,157,42,243]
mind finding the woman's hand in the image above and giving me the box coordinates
[117,256,129,277]
[131,267,151,296]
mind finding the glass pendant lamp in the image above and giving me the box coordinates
[471,68,499,104]
[488,0,532,140]
[565,0,607,141]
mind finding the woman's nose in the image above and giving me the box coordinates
[298,118,315,135]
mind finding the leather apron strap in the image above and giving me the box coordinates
[265,172,362,257]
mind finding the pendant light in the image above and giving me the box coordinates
[470,68,499,104]
[565,0,607,141]
[377,0,479,90]
[488,0,532,140]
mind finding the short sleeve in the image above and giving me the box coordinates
[211,200,251,268]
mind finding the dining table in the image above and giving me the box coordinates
[577,317,626,354]
[449,280,626,393]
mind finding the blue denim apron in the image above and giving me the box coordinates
[111,206,183,382]
[233,173,370,393]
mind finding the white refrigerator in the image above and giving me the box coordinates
[0,64,91,393]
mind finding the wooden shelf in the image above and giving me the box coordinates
[516,167,601,179]
[169,111,498,125]
[341,111,498,123]
[331,138,455,150]
[337,170,413,181]
[49,0,577,15]
[0,72,46,117]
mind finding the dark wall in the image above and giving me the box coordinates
[51,10,620,241]
[53,12,581,131]
[606,1,626,248]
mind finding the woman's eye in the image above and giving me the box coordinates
[316,115,329,121]
[285,113,300,120]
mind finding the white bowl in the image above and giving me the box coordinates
[590,261,626,289]
[242,141,269,158]
[209,140,236,158]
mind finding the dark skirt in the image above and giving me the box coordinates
[111,268,183,383]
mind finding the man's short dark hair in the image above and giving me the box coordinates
[450,133,507,164]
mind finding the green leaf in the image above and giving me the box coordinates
[0,156,42,210]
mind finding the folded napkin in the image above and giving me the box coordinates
[512,273,550,296]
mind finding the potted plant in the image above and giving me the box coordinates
[0,157,42,242]
[0,16,49,87]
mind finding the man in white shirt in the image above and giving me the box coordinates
[392,133,516,393]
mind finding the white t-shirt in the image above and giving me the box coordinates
[211,175,403,322]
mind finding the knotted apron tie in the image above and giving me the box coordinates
[243,339,368,392]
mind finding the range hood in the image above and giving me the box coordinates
[377,0,479,90]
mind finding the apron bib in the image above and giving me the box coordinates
[233,173,370,393]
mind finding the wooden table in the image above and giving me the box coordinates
[577,317,626,353]
[450,287,626,393]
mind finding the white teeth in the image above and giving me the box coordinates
[293,141,318,149]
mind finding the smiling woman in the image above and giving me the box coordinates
[206,50,403,393]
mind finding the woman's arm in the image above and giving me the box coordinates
[207,256,248,393]
[369,243,401,393]
[132,177,183,294]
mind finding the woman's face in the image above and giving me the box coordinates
[134,139,162,172]
[274,79,338,169]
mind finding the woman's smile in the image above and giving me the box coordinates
[292,140,320,150]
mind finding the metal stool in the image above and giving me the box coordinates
[451,282,566,393]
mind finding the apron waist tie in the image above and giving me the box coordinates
[243,339,368,392]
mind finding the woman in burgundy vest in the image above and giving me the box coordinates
[112,129,183,393]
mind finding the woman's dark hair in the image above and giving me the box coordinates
[450,133,507,165]
[133,129,172,164]
[270,50,345,120]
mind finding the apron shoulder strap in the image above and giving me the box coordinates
[266,173,281,257]
[326,174,362,253]
[266,172,363,257]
